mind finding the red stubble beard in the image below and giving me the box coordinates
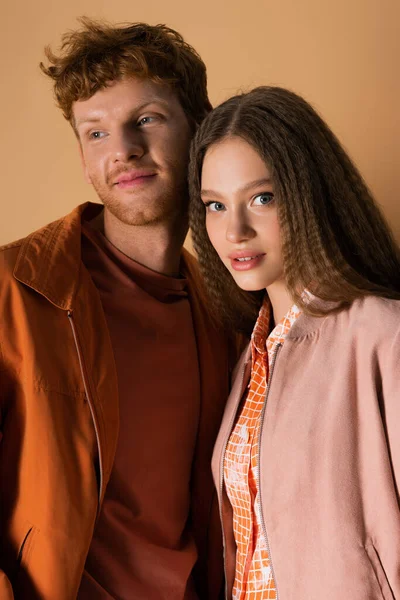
[90,161,189,227]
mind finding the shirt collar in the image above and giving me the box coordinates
[251,295,302,357]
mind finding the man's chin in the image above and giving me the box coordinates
[102,200,177,228]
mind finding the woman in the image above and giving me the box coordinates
[188,86,400,600]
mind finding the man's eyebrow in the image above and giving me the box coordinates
[201,178,272,198]
[75,115,102,128]
[75,98,171,129]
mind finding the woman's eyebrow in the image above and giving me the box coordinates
[240,177,272,192]
[200,189,224,198]
[201,178,272,198]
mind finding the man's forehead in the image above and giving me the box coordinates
[72,77,178,124]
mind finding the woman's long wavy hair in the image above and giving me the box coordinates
[189,86,400,335]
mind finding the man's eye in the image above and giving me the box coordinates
[253,192,274,206]
[204,201,225,212]
[89,131,105,140]
[137,116,156,126]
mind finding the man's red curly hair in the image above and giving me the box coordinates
[40,17,212,129]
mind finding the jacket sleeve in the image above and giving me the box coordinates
[382,324,400,498]
[0,571,14,599]
[379,323,400,596]
[0,345,15,599]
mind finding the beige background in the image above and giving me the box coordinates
[1,0,399,245]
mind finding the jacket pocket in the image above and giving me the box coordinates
[365,543,395,600]
[14,524,37,583]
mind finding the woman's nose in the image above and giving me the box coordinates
[226,212,255,244]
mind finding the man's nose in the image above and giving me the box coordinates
[111,129,145,162]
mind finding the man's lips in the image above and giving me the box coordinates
[228,250,266,271]
[113,170,157,187]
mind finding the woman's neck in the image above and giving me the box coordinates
[267,281,295,325]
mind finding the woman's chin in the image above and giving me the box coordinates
[231,274,266,292]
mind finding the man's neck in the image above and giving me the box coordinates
[91,208,188,277]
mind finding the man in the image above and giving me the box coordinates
[0,18,235,600]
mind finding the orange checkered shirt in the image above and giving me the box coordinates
[223,297,301,600]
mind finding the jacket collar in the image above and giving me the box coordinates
[13,201,207,313]
[286,298,341,340]
[13,202,96,311]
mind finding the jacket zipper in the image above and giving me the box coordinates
[67,310,103,513]
[256,342,282,600]
[219,360,248,599]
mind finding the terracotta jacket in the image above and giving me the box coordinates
[212,296,400,600]
[0,203,232,600]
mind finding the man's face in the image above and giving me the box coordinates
[73,77,192,226]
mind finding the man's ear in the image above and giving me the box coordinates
[78,143,92,185]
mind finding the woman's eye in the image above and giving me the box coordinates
[205,201,225,212]
[253,192,274,206]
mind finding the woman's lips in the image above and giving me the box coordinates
[229,253,266,271]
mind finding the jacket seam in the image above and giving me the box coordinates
[33,384,86,398]
[286,329,321,341]
[0,240,23,253]
[14,219,72,309]
[13,278,71,310]
[0,364,86,397]
[37,219,66,293]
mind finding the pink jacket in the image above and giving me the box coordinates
[212,295,400,600]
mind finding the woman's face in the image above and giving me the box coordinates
[200,136,284,292]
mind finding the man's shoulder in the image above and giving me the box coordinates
[0,217,62,279]
[0,204,89,290]
[0,237,25,277]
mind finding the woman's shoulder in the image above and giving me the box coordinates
[288,295,400,342]
[329,296,400,357]
[290,295,400,349]
[348,295,400,329]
